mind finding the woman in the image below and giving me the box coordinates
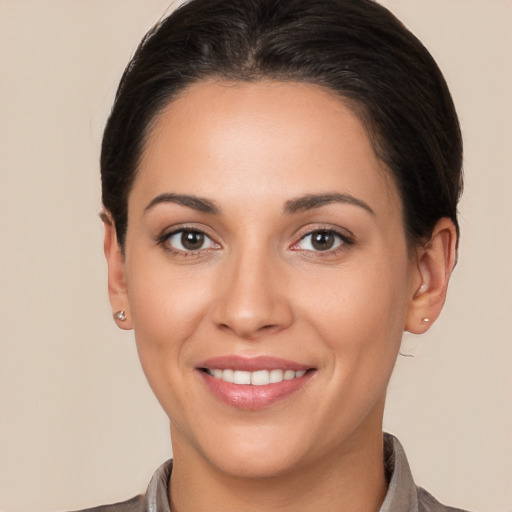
[95,0,466,510]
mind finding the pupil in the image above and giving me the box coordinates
[312,231,334,251]
[181,231,204,250]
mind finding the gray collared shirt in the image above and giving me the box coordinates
[77,434,470,512]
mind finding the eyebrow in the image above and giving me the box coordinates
[283,193,375,216]
[144,192,374,217]
[144,193,220,214]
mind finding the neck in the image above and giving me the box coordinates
[169,423,388,512]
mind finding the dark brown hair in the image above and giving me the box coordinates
[101,0,462,249]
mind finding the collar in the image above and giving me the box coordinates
[380,433,420,512]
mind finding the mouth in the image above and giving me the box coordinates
[196,356,315,410]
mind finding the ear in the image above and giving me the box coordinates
[103,217,133,330]
[405,218,458,334]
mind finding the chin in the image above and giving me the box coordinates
[206,444,307,480]
[177,420,312,480]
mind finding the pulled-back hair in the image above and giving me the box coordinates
[101,0,462,249]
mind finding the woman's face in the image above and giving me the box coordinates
[114,81,422,477]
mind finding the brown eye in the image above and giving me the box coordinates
[166,229,217,252]
[181,231,205,250]
[311,231,336,251]
[296,230,346,252]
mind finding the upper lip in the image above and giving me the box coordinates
[196,355,312,372]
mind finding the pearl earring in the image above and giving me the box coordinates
[421,317,430,324]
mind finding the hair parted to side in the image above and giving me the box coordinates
[101,0,463,250]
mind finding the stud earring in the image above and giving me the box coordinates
[421,317,430,324]
[114,310,127,322]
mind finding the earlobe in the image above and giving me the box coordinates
[405,218,458,334]
[103,219,133,330]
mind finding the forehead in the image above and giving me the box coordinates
[133,80,401,218]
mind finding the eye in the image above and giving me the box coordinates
[165,229,218,252]
[295,230,347,252]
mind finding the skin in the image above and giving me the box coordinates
[105,80,457,512]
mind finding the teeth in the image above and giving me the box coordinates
[206,368,307,385]
[269,369,284,383]
[233,370,251,384]
[284,370,295,380]
[222,369,234,383]
[251,370,269,386]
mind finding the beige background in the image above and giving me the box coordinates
[0,1,511,511]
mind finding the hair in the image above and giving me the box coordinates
[101,0,463,250]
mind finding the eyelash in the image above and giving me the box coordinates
[157,226,354,258]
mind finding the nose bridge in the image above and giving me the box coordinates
[212,238,292,338]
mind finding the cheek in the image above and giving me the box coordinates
[300,248,411,365]
[127,260,213,340]
[298,255,410,428]
[124,260,214,396]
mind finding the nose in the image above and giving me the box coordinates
[211,248,294,340]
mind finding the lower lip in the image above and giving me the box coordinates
[198,370,314,410]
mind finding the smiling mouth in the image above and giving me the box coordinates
[201,368,308,385]
[197,356,315,409]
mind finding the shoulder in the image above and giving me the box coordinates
[68,459,172,512]
[382,433,473,512]
[69,495,143,512]
[417,486,473,512]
